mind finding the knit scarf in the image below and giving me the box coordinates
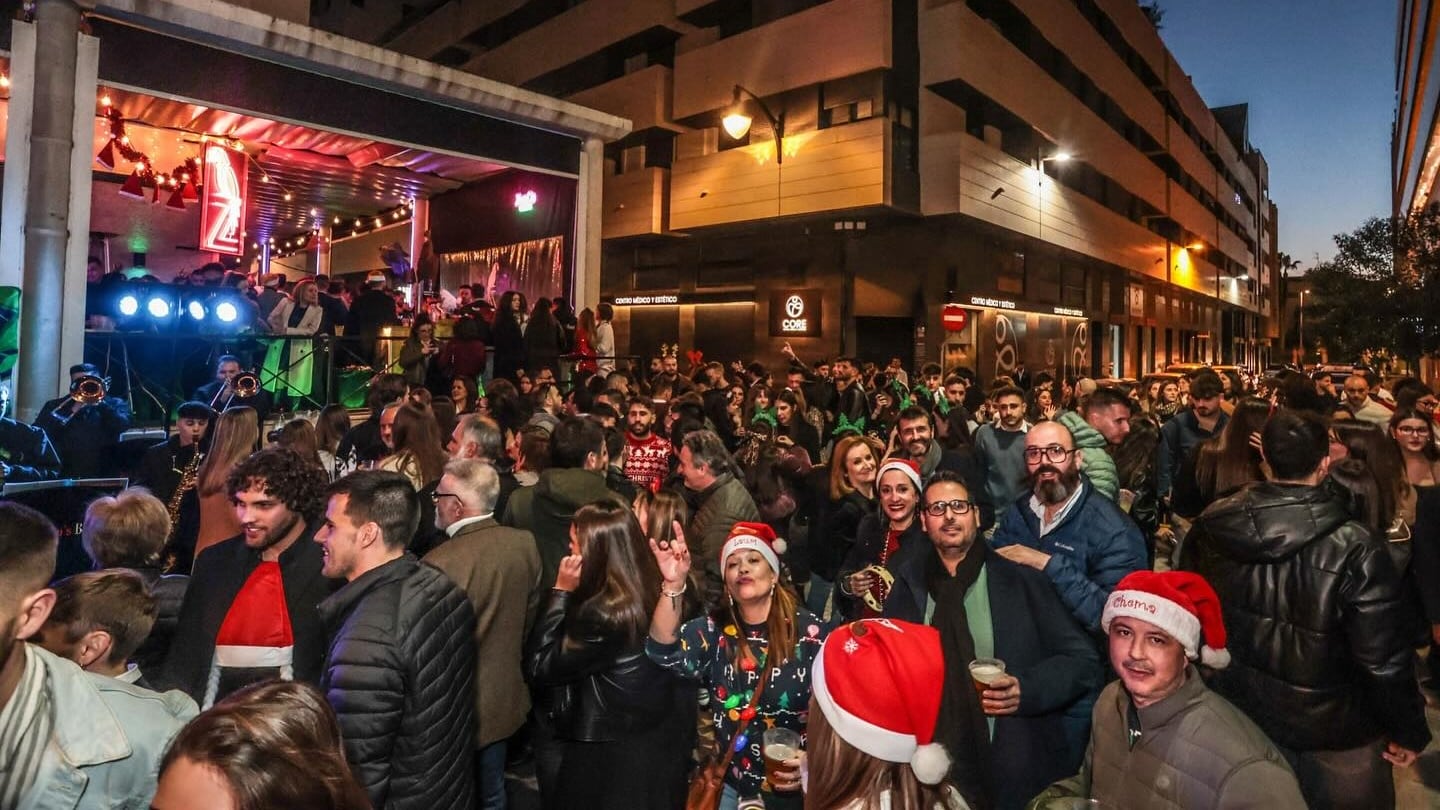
[925,540,995,810]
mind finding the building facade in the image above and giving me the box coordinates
[316,0,1282,380]
[1395,0,1440,216]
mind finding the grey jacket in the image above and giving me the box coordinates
[686,472,760,605]
[1030,667,1305,810]
[21,646,197,810]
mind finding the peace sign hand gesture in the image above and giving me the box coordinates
[649,520,692,588]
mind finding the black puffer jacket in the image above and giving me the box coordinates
[1179,482,1431,753]
[318,555,477,810]
[131,566,189,677]
[525,589,681,742]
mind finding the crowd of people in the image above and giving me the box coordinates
[5,292,1440,809]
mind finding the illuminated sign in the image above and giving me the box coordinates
[969,295,1016,310]
[1053,306,1084,317]
[612,294,679,306]
[199,144,248,257]
[514,190,538,213]
[769,289,822,337]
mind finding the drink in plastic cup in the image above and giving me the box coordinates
[969,658,1006,698]
[762,727,802,791]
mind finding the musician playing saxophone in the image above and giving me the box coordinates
[133,401,213,504]
[0,384,61,482]
[34,363,132,478]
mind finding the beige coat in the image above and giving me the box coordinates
[422,518,543,747]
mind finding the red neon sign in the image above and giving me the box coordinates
[199,144,248,256]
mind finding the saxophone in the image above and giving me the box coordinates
[166,448,203,554]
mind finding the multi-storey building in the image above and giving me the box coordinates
[1395,0,1440,216]
[316,0,1281,379]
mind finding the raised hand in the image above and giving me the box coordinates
[555,555,582,591]
[649,520,692,587]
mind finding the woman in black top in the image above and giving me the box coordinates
[526,502,688,810]
[524,297,564,378]
[492,291,528,381]
[775,388,821,463]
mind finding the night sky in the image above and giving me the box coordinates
[1159,0,1393,271]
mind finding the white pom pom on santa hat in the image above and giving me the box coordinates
[909,743,952,785]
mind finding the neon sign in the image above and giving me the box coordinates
[514,190,538,213]
[199,144,248,256]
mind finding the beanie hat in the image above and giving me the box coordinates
[176,400,215,421]
[204,561,295,708]
[1102,571,1229,669]
[812,619,951,784]
[876,458,922,492]
[719,522,786,573]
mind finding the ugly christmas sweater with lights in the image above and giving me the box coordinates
[646,607,828,798]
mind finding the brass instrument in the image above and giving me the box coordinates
[165,448,203,551]
[50,375,109,424]
[209,371,261,409]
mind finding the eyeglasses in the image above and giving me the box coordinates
[923,499,976,517]
[430,491,462,504]
[1023,445,1076,463]
[1395,425,1430,436]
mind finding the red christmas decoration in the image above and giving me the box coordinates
[166,186,187,211]
[119,170,145,200]
[95,139,115,170]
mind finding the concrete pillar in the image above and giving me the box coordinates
[573,136,604,309]
[408,198,428,310]
[14,0,91,422]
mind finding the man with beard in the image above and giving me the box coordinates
[1155,369,1228,500]
[882,472,1100,810]
[651,350,692,394]
[0,503,195,810]
[1033,571,1305,809]
[164,446,331,706]
[891,405,987,524]
[622,397,671,492]
[973,385,1031,521]
[991,421,1146,632]
[831,356,868,428]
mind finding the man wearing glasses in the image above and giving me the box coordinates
[881,470,1100,809]
[991,421,1147,632]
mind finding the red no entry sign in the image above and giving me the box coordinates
[941,304,968,332]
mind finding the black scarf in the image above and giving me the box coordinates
[925,540,995,810]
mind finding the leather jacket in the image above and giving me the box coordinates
[525,589,679,742]
[1179,481,1431,753]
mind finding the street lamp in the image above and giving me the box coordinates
[1298,289,1307,365]
[723,85,786,163]
[1035,151,1071,239]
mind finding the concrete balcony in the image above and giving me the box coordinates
[671,0,891,121]
[604,167,670,238]
[670,117,889,229]
[568,65,676,133]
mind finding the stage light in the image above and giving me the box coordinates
[147,296,171,318]
[187,300,206,320]
[118,295,139,317]
[215,301,239,323]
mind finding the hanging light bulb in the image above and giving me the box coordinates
[101,94,112,107]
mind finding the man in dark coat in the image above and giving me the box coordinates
[315,470,477,810]
[33,362,132,478]
[132,400,211,504]
[883,471,1100,810]
[0,383,61,482]
[163,446,332,706]
[345,273,400,368]
[1180,409,1431,810]
[191,354,272,428]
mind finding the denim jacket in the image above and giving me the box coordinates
[20,646,196,810]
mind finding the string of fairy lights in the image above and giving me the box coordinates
[95,89,416,260]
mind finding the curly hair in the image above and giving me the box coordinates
[226,446,327,520]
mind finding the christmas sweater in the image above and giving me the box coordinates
[646,607,828,798]
[623,432,672,492]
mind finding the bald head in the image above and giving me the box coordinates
[1026,421,1074,451]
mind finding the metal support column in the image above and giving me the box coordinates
[18,0,82,422]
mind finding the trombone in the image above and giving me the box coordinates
[50,375,109,424]
[210,371,261,410]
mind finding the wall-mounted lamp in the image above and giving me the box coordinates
[723,84,786,164]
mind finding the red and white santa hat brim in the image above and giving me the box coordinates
[876,458,923,492]
[1102,570,1230,669]
[720,521,785,572]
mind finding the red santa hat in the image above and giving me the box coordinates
[812,619,951,784]
[876,458,923,492]
[204,561,295,708]
[719,522,786,573]
[1102,570,1230,669]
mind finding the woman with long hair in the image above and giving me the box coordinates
[775,388,821,463]
[152,680,371,810]
[810,435,883,617]
[450,376,481,416]
[1172,397,1271,519]
[378,403,447,490]
[1392,406,1440,488]
[648,520,829,810]
[837,459,925,620]
[397,318,444,391]
[263,278,326,403]
[173,407,259,570]
[802,621,966,810]
[574,307,598,375]
[1153,380,1181,423]
[315,404,351,478]
[274,418,325,472]
[742,384,775,431]
[493,291,528,382]
[1335,420,1410,538]
[524,297,564,378]
[527,502,687,809]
